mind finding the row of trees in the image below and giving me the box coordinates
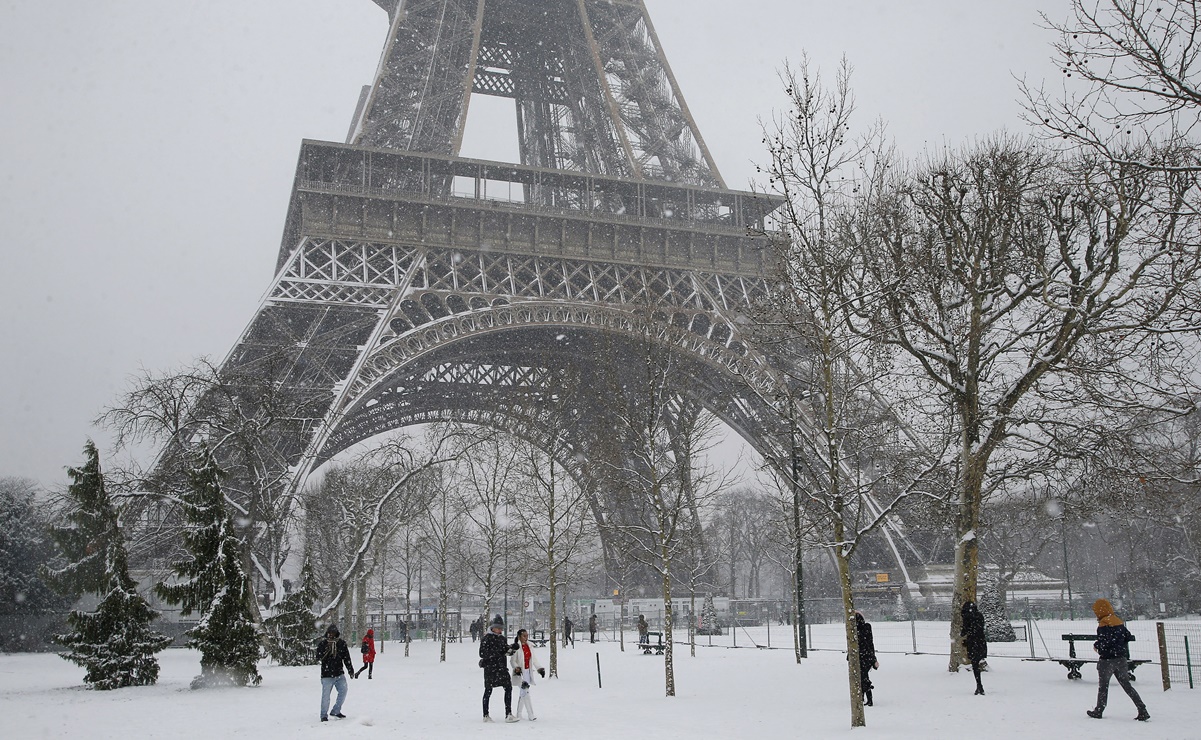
[753,0,1201,726]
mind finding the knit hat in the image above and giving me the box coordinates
[366,629,374,637]
[326,624,340,637]
[490,614,505,629]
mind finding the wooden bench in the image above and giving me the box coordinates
[640,631,666,655]
[529,630,549,648]
[1058,633,1148,680]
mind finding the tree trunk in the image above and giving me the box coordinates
[355,574,368,642]
[689,589,697,658]
[549,563,559,678]
[403,561,411,658]
[662,559,676,697]
[947,455,985,672]
[438,556,448,663]
[838,549,866,728]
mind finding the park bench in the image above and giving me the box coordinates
[640,631,666,655]
[1057,633,1149,680]
[529,630,549,648]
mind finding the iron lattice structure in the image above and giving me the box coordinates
[161,0,923,589]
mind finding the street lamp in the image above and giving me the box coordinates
[1060,511,1075,620]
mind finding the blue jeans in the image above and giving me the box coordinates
[321,675,348,719]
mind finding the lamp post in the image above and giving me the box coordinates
[1060,512,1075,620]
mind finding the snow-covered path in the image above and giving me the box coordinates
[1,634,1196,739]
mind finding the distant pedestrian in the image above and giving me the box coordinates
[1086,599,1149,721]
[563,616,574,647]
[510,628,546,721]
[315,624,356,722]
[470,618,480,643]
[854,612,878,706]
[479,615,517,723]
[589,614,598,643]
[637,614,649,645]
[960,601,987,695]
[355,628,376,679]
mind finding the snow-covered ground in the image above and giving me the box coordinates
[2,623,1197,739]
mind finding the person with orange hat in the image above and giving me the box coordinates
[1086,599,1149,721]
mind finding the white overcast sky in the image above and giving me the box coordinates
[0,0,1070,487]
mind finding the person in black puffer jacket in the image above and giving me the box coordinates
[479,615,515,722]
[1087,599,1149,721]
[315,624,356,722]
[854,612,878,706]
[960,601,988,695]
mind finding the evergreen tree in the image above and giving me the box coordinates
[156,450,262,688]
[979,579,1017,642]
[43,441,171,689]
[263,559,320,666]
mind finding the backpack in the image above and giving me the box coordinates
[361,638,370,655]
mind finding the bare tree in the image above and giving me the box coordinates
[845,133,1201,670]
[978,494,1059,605]
[602,334,725,697]
[1025,0,1201,171]
[510,434,598,678]
[99,358,313,610]
[305,433,467,624]
[421,464,467,663]
[758,57,953,727]
[452,426,520,626]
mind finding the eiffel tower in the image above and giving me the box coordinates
[173,0,922,590]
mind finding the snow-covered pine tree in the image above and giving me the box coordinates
[155,449,262,688]
[263,559,319,666]
[979,579,1017,642]
[698,593,722,635]
[892,593,910,622]
[43,440,172,689]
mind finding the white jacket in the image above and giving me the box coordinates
[509,641,544,683]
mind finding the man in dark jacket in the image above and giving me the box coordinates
[854,612,878,706]
[479,615,516,722]
[960,601,988,695]
[1087,599,1149,721]
[316,624,356,722]
[589,614,598,643]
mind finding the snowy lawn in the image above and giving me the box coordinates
[2,632,1197,739]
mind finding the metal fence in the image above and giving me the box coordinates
[1159,621,1201,689]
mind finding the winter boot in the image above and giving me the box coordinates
[1135,707,1150,722]
[864,690,873,707]
[1086,709,1103,719]
[518,694,537,720]
[975,683,985,696]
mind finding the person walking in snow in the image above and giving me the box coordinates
[589,614,598,643]
[563,616,574,647]
[510,628,546,721]
[637,614,649,645]
[480,615,517,723]
[854,612,878,706]
[960,601,987,695]
[354,628,376,679]
[1086,599,1149,721]
[316,624,356,722]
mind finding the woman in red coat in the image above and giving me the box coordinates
[354,629,376,679]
